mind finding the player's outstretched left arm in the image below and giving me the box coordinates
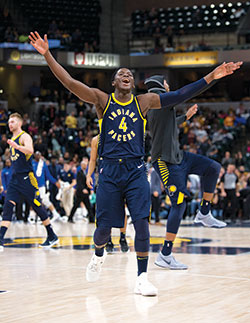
[7,133,34,155]
[204,61,242,83]
[139,61,243,114]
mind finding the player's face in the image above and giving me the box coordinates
[113,68,134,91]
[8,117,21,132]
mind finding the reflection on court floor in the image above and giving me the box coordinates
[3,236,250,255]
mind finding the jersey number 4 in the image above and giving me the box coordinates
[119,117,127,133]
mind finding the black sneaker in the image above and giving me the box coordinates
[106,240,114,253]
[39,235,59,248]
[68,217,75,223]
[120,237,129,252]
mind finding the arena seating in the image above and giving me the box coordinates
[131,2,250,37]
[18,0,101,44]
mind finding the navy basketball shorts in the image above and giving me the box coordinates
[96,158,150,228]
[6,172,42,207]
[153,152,216,206]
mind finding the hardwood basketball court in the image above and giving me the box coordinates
[1,220,250,323]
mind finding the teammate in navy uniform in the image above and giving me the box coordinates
[29,30,242,296]
[145,75,228,270]
[0,113,58,251]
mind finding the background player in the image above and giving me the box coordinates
[0,113,58,251]
[86,135,129,253]
[145,75,227,270]
[29,31,241,296]
[32,151,61,222]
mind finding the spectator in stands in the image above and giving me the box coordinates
[65,111,77,134]
[77,111,87,131]
[0,134,8,155]
[28,121,38,137]
[57,160,76,219]
[224,111,235,129]
[221,151,234,169]
[221,164,239,222]
[1,159,12,197]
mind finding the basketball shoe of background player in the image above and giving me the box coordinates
[194,210,227,228]
[155,252,188,270]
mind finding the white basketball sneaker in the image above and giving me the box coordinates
[194,210,227,228]
[86,250,107,282]
[134,273,158,296]
[155,252,188,270]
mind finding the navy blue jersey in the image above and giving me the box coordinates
[10,131,33,174]
[59,169,75,183]
[98,93,147,159]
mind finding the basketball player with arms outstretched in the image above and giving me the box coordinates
[0,113,58,251]
[29,31,241,296]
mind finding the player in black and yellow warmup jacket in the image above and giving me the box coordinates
[0,113,58,251]
[29,30,242,296]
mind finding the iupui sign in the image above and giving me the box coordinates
[72,52,120,68]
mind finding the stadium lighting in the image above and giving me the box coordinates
[207,22,211,26]
[198,23,203,27]
[216,22,221,26]
[204,16,209,20]
[213,16,217,20]
[205,10,209,14]
[193,5,198,9]
[228,3,233,7]
[219,3,224,7]
[225,21,230,25]
[188,23,193,27]
[237,2,242,6]
[210,4,215,8]
[222,9,227,13]
[213,10,218,14]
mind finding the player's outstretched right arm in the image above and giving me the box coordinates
[29,32,107,109]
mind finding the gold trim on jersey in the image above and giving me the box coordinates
[11,130,25,141]
[103,95,111,116]
[135,96,147,133]
[112,93,133,106]
[28,171,39,190]
[157,158,169,187]
[99,95,112,134]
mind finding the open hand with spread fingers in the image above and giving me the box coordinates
[29,31,49,55]
[213,61,243,79]
[186,104,198,120]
